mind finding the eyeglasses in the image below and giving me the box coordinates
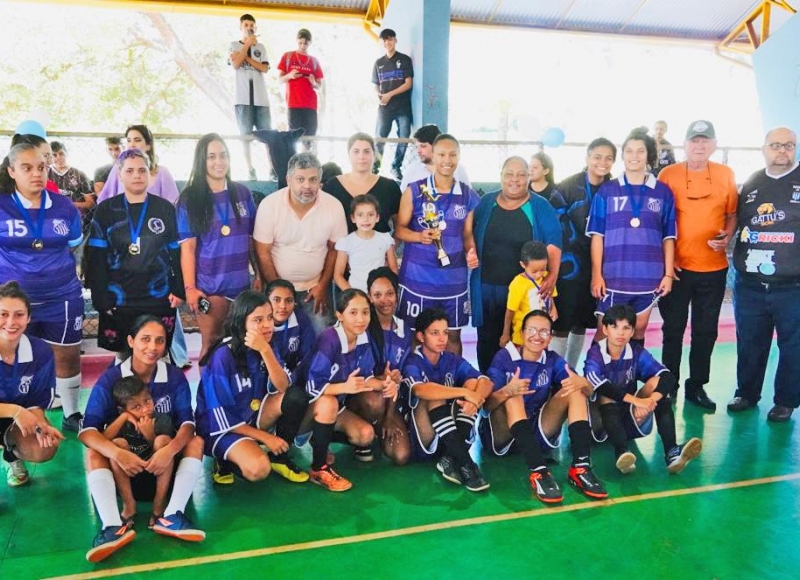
[767,142,797,152]
[523,327,551,339]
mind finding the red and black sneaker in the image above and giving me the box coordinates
[529,469,563,504]
[568,465,608,500]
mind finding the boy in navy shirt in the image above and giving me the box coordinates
[585,304,701,474]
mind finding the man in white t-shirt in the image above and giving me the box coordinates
[229,13,271,180]
[254,152,348,332]
[400,124,471,192]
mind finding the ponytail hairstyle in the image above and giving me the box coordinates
[0,280,31,314]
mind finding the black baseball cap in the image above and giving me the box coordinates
[379,29,396,39]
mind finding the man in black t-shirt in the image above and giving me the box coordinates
[728,127,800,422]
[372,28,413,181]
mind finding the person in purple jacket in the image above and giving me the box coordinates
[97,125,179,205]
[587,127,677,344]
[177,134,261,361]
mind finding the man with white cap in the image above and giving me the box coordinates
[657,120,737,412]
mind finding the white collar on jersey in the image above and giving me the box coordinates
[615,174,658,189]
[15,190,53,209]
[334,323,369,354]
[427,174,463,196]
[598,339,633,364]
[15,334,34,363]
[274,311,298,332]
[504,341,546,363]
[120,357,168,383]
[391,316,405,338]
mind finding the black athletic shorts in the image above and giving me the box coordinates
[552,278,597,332]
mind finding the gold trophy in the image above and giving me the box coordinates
[420,185,450,267]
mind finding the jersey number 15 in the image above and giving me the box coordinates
[5,220,29,237]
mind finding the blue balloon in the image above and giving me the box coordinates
[14,119,47,139]
[540,127,565,148]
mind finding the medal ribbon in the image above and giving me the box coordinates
[12,191,47,244]
[124,194,149,249]
[214,188,230,231]
[622,174,647,221]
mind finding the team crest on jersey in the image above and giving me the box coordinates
[444,372,454,387]
[625,367,635,384]
[791,186,800,203]
[396,60,402,68]
[288,336,300,353]
[453,205,467,219]
[237,201,248,216]
[254,49,262,59]
[52,219,69,236]
[647,198,661,212]
[395,347,405,365]
[18,375,33,394]
[745,189,757,203]
[148,218,166,234]
[745,249,777,275]
[751,203,785,226]
[536,371,549,387]
[154,395,172,414]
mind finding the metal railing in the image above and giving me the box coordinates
[2,130,761,337]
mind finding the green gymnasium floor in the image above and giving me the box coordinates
[2,341,799,579]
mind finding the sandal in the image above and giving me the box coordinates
[121,514,136,530]
[149,513,164,530]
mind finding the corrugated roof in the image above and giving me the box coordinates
[449,0,769,40]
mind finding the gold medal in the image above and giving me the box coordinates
[250,398,260,411]
[630,217,641,228]
[221,225,231,236]
[32,239,44,251]
[129,243,140,255]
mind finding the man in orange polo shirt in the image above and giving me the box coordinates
[657,120,737,412]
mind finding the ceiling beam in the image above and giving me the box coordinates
[717,0,797,55]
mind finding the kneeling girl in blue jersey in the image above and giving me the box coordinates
[0,281,64,488]
[585,304,702,475]
[196,290,309,485]
[297,288,399,492]
[365,267,412,465]
[403,308,493,492]
[482,309,607,503]
[80,315,205,563]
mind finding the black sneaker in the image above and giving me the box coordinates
[62,412,83,432]
[529,469,563,503]
[354,446,374,462]
[436,455,462,485]
[568,465,608,499]
[458,462,490,492]
[665,437,702,474]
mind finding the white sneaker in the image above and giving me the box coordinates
[7,459,30,487]
[615,451,637,474]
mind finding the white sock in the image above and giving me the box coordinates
[164,457,202,517]
[565,332,587,370]
[550,335,568,358]
[56,374,81,417]
[87,468,122,528]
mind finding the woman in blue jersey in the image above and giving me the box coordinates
[395,134,480,356]
[79,315,205,563]
[0,143,84,432]
[587,128,677,343]
[85,149,184,358]
[177,134,260,361]
[481,309,607,504]
[196,291,309,486]
[365,267,411,465]
[266,279,316,376]
[0,281,64,487]
[297,288,400,491]
[548,138,617,368]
